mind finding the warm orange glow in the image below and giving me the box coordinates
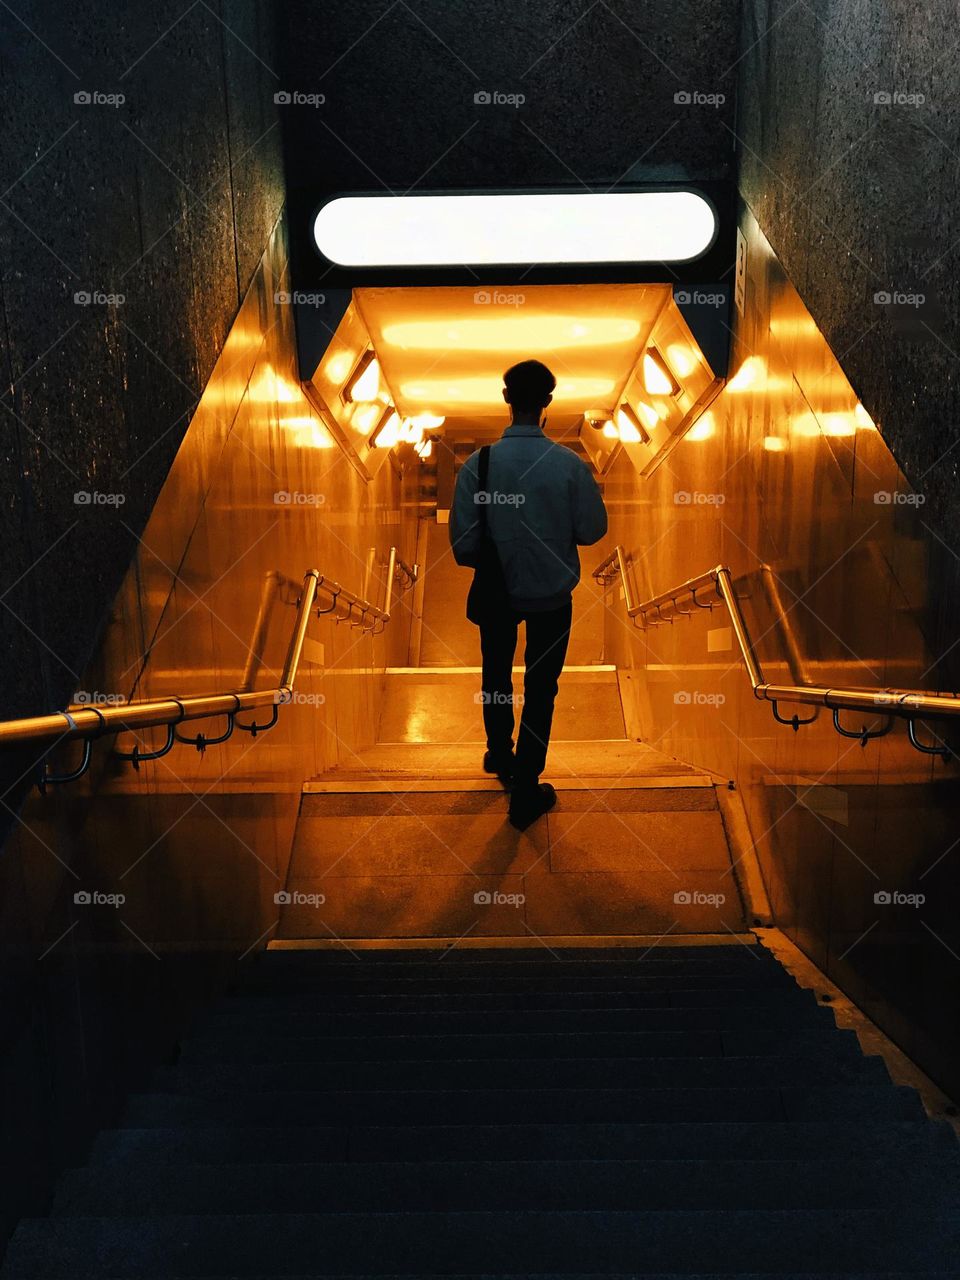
[382,316,641,351]
[602,419,619,439]
[763,435,787,452]
[665,343,697,377]
[374,411,402,448]
[616,405,646,443]
[351,401,385,434]
[345,352,381,402]
[635,400,659,431]
[323,351,355,384]
[854,402,876,430]
[284,417,334,449]
[407,412,445,431]
[821,412,856,438]
[400,376,616,404]
[726,355,765,392]
[685,411,715,442]
[643,349,679,396]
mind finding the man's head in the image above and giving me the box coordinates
[503,360,556,418]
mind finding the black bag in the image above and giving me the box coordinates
[466,445,511,625]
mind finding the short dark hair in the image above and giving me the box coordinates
[503,360,556,413]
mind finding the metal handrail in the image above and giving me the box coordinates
[593,547,960,732]
[0,550,416,755]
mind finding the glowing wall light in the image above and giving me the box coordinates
[602,419,619,439]
[374,411,403,448]
[616,405,649,444]
[314,191,718,266]
[344,351,381,402]
[763,436,787,452]
[643,349,680,397]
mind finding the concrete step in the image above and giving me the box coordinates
[5,1209,958,1275]
[213,984,811,1016]
[154,1052,890,1094]
[375,667,626,743]
[89,1118,959,1167]
[182,1025,857,1065]
[123,1083,926,1128]
[231,969,803,998]
[51,1154,960,1216]
[201,1004,837,1036]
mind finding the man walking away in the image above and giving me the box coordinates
[450,359,608,829]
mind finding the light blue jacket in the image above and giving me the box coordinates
[449,424,608,612]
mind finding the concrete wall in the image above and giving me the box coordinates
[737,0,960,533]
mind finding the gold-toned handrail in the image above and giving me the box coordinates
[0,553,412,753]
[593,547,960,725]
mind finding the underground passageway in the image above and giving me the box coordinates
[4,0,960,1275]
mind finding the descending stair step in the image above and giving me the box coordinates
[5,1208,959,1276]
[202,1005,837,1035]
[241,956,785,984]
[182,1026,860,1064]
[89,1118,959,1167]
[51,1154,960,1216]
[123,1083,926,1128]
[155,1053,890,1093]
[231,969,803,997]
[253,945,769,964]
[214,983,811,1014]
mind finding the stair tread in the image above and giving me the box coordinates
[123,1083,926,1127]
[89,1118,959,1166]
[53,1155,960,1215]
[5,1209,959,1276]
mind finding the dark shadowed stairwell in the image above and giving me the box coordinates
[2,944,960,1276]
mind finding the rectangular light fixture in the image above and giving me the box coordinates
[314,191,717,267]
[343,349,380,403]
[643,348,680,397]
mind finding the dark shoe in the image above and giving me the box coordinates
[508,782,557,830]
[483,749,515,785]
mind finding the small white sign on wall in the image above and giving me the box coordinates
[707,626,732,652]
[735,227,747,316]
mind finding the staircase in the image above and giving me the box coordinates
[4,943,959,1276]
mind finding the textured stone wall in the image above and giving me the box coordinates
[0,2,283,743]
[737,0,960,535]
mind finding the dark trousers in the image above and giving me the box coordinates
[479,600,572,788]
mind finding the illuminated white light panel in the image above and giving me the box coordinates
[314,192,717,266]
